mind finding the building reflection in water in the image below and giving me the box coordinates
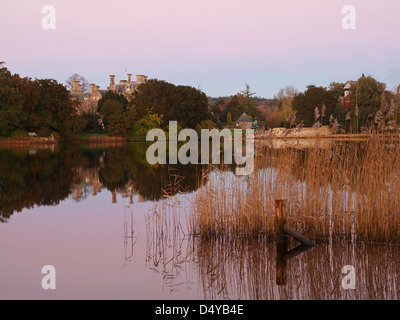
[0,143,208,222]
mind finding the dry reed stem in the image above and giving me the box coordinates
[189,138,400,243]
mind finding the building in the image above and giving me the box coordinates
[338,82,352,110]
[70,74,148,115]
[236,112,253,129]
[70,80,106,115]
[107,74,147,96]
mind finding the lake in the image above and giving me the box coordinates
[0,141,399,299]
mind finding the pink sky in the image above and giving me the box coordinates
[1,0,399,97]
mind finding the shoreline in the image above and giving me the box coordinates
[0,135,128,146]
[255,133,400,141]
[1,132,399,147]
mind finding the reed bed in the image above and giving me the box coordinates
[189,137,400,243]
[146,195,400,299]
[190,237,400,300]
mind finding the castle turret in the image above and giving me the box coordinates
[72,80,80,94]
[136,75,147,84]
[109,75,116,90]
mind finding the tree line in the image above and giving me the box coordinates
[0,62,84,139]
[259,75,400,132]
[0,63,213,140]
[2,60,399,138]
[97,79,213,140]
[0,144,207,222]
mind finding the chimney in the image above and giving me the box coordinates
[136,75,147,84]
[90,83,95,93]
[127,74,132,83]
[109,75,116,90]
[72,80,80,94]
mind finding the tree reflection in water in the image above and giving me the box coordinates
[2,141,400,300]
[0,143,207,222]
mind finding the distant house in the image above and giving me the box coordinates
[107,74,147,96]
[70,74,147,115]
[236,112,252,129]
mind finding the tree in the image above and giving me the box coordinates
[131,111,164,140]
[131,79,209,129]
[99,100,130,137]
[0,63,85,138]
[80,111,103,133]
[275,85,299,101]
[272,85,299,127]
[227,112,233,124]
[37,78,85,139]
[345,75,387,131]
[328,76,390,132]
[0,63,25,136]
[241,84,256,106]
[66,73,89,93]
[239,84,263,121]
[12,74,40,132]
[292,85,336,127]
[219,93,262,123]
[98,90,130,113]
[97,90,134,136]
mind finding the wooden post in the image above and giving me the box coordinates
[276,248,287,286]
[274,198,315,285]
[275,199,287,285]
[275,199,287,245]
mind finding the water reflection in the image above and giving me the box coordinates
[0,143,207,222]
[0,140,367,222]
[191,237,400,300]
[145,202,400,300]
[143,163,400,300]
[1,140,400,299]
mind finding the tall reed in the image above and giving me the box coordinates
[189,137,400,243]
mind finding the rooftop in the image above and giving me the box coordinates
[236,112,252,123]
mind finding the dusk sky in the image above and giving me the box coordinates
[1,0,399,98]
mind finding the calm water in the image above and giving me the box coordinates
[0,142,399,299]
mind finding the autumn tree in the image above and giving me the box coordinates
[219,93,262,123]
